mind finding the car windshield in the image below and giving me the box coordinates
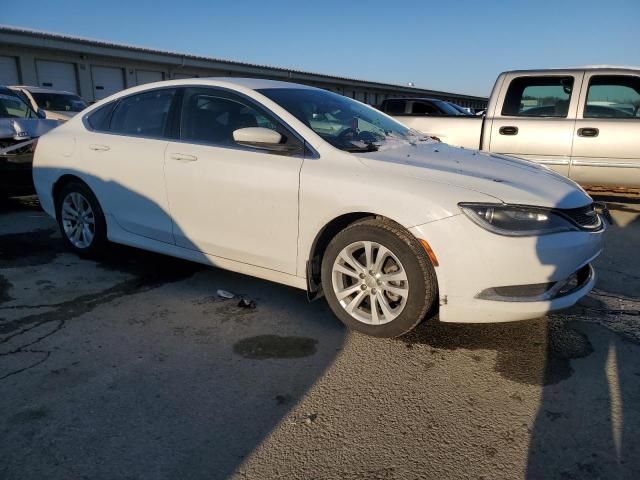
[0,92,38,119]
[31,92,88,112]
[258,88,430,152]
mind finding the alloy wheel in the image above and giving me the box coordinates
[331,240,409,325]
[61,192,95,249]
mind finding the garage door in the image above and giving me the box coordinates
[91,66,125,101]
[136,70,164,85]
[0,56,20,85]
[35,60,78,93]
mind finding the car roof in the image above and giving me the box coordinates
[10,85,79,95]
[501,66,640,75]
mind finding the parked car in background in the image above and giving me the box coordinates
[33,78,604,337]
[384,67,640,188]
[379,97,468,117]
[0,86,61,197]
[10,86,88,121]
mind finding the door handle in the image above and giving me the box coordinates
[169,153,198,162]
[499,126,518,136]
[89,144,110,151]
[577,127,599,138]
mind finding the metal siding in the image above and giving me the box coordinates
[0,56,19,84]
[136,69,164,85]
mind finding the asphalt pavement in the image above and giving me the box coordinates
[1,194,639,480]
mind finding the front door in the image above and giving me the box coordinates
[164,87,304,274]
[570,73,640,187]
[488,72,583,176]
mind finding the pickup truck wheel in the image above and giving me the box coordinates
[321,218,437,337]
[55,181,107,257]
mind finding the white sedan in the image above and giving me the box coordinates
[32,78,605,337]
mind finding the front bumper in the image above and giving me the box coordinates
[409,214,604,323]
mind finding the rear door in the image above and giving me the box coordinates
[570,72,640,187]
[488,72,583,176]
[80,88,177,243]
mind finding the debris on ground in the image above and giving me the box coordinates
[304,413,318,425]
[216,289,235,299]
[237,298,257,309]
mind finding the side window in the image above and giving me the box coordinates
[502,76,574,117]
[110,89,176,137]
[85,101,116,131]
[412,101,440,115]
[383,100,406,115]
[584,75,640,119]
[180,88,296,150]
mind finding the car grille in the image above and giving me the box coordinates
[556,203,602,230]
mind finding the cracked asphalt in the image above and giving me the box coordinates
[1,194,639,480]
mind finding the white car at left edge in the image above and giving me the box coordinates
[32,77,605,337]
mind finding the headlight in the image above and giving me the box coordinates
[459,203,579,236]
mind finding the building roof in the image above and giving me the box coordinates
[0,24,488,101]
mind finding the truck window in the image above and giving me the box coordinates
[584,75,640,119]
[383,100,406,115]
[502,76,574,118]
[412,101,440,115]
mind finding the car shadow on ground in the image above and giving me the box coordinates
[0,195,346,480]
[531,193,640,479]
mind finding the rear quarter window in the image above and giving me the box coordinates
[85,101,116,131]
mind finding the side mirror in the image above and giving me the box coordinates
[36,108,47,119]
[232,127,300,153]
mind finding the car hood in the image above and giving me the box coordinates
[355,142,591,209]
[47,110,77,121]
[0,117,61,141]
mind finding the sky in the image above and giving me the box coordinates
[1,0,638,96]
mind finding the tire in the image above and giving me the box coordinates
[55,181,107,257]
[321,218,438,338]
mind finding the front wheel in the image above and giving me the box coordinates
[55,181,107,257]
[321,218,438,337]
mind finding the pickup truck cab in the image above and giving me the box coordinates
[381,67,640,187]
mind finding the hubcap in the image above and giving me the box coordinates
[61,192,95,249]
[332,241,409,325]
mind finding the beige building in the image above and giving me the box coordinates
[0,25,487,109]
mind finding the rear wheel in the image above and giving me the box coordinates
[321,218,438,337]
[55,181,107,256]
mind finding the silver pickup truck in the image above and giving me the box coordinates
[381,67,640,187]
